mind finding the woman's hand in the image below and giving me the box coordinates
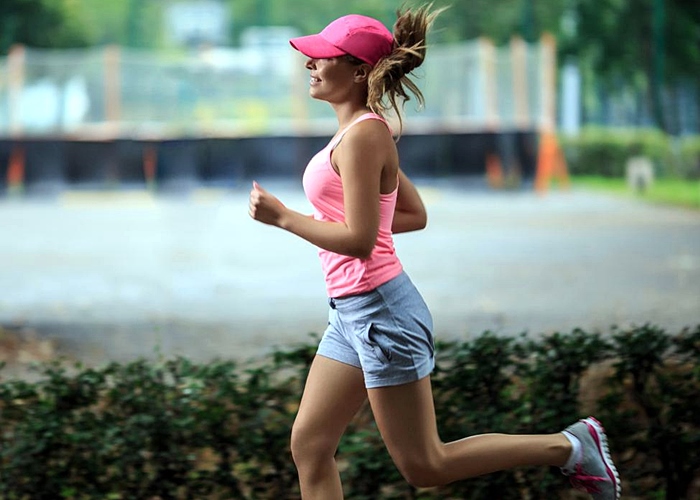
[249,181,287,227]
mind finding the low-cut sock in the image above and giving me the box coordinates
[562,431,582,471]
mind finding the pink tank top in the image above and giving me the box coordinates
[302,113,403,298]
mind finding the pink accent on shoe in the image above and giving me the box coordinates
[562,416,621,499]
[569,463,610,494]
[587,417,619,496]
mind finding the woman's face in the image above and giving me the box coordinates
[304,57,365,103]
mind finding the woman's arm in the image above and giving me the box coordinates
[249,120,388,259]
[392,169,427,233]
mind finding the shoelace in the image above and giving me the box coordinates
[568,464,610,494]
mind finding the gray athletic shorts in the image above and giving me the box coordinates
[317,271,435,389]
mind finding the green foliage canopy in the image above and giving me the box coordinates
[559,0,700,82]
[2,0,697,80]
[0,0,93,53]
[1,0,697,133]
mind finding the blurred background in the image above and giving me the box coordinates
[0,0,698,373]
[1,0,698,138]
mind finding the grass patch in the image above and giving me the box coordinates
[572,175,700,209]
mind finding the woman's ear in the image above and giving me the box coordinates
[353,63,372,83]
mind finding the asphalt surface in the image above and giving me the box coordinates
[1,178,699,365]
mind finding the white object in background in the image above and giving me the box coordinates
[560,62,581,136]
[626,156,655,193]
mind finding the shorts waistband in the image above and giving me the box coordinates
[327,271,410,310]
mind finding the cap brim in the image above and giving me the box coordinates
[289,34,347,59]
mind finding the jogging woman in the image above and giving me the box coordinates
[249,6,620,499]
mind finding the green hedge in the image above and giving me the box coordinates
[1,324,699,499]
[560,128,700,180]
[679,136,700,180]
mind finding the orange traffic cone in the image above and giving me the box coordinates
[534,131,569,194]
[6,146,25,194]
[486,153,504,189]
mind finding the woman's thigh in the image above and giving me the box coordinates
[367,376,441,464]
[292,355,368,454]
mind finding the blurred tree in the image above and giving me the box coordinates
[0,0,93,54]
[559,0,700,132]
[225,0,391,46]
[224,0,567,46]
[74,0,162,48]
[2,0,695,133]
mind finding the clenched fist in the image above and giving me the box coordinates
[249,181,287,226]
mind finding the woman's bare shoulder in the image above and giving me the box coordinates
[342,117,395,151]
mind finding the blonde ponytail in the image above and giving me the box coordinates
[366,4,444,135]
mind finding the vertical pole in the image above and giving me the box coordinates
[479,37,499,131]
[510,36,530,130]
[535,33,569,193]
[539,33,556,133]
[7,45,26,194]
[291,53,309,135]
[480,38,503,188]
[104,45,121,131]
[509,36,531,188]
[8,44,25,137]
[651,0,666,131]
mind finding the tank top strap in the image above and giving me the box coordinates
[329,113,391,150]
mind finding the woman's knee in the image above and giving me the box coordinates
[394,453,444,488]
[290,421,336,466]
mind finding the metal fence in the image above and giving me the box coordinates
[582,78,699,136]
[0,38,554,139]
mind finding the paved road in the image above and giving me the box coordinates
[1,179,699,365]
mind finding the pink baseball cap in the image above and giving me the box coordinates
[289,14,394,66]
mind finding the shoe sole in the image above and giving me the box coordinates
[584,417,622,500]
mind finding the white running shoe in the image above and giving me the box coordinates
[561,417,621,500]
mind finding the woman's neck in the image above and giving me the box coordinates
[332,103,372,129]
